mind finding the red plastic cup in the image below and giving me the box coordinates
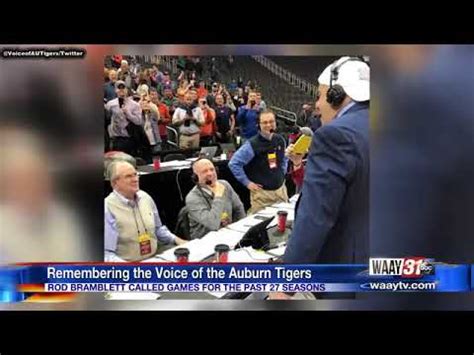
[153,156,161,170]
[277,211,288,233]
[214,244,230,263]
[174,248,190,263]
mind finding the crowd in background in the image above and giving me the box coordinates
[104,55,320,162]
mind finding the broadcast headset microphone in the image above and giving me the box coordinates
[205,180,212,186]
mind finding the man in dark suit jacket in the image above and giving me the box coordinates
[269,56,370,300]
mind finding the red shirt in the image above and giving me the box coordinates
[200,108,216,137]
[291,164,305,190]
[157,103,171,137]
[197,87,208,99]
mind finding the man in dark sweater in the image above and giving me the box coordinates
[229,110,289,214]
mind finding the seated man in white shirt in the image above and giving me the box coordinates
[104,161,185,262]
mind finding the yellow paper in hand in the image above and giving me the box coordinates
[293,135,312,154]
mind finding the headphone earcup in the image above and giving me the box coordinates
[326,84,346,108]
[191,173,198,184]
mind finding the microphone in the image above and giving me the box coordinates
[299,126,313,137]
[205,180,212,186]
[269,128,275,134]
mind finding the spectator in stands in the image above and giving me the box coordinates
[172,91,204,149]
[149,67,158,88]
[229,110,289,213]
[158,70,173,93]
[232,87,246,109]
[206,82,220,108]
[139,95,161,156]
[112,55,123,69]
[150,88,171,148]
[117,60,133,88]
[105,80,143,156]
[197,80,208,99]
[177,80,190,102]
[222,88,237,112]
[256,91,267,112]
[104,69,118,102]
[105,161,185,262]
[136,70,151,94]
[228,79,238,92]
[189,88,199,105]
[186,158,245,239]
[297,103,322,131]
[199,98,216,146]
[236,91,260,141]
[214,94,235,143]
[162,85,178,113]
[136,82,149,97]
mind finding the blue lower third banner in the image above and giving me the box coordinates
[1,262,472,301]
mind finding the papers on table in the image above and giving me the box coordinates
[265,245,286,257]
[289,193,300,205]
[228,247,274,263]
[272,202,295,210]
[153,160,191,168]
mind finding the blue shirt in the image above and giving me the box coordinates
[228,133,288,188]
[104,82,117,102]
[236,106,259,139]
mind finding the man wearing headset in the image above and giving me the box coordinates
[229,110,289,214]
[185,158,246,239]
[270,56,370,299]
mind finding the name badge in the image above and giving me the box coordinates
[138,233,152,256]
[267,152,277,169]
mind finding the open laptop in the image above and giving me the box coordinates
[199,146,218,159]
[218,143,236,154]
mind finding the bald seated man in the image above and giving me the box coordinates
[186,158,246,239]
[105,161,185,262]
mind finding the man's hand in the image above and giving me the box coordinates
[285,144,304,167]
[247,182,263,191]
[267,292,293,300]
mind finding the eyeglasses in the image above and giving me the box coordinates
[121,172,138,179]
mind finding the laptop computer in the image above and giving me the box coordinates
[218,143,236,154]
[199,146,218,159]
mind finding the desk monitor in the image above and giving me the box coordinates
[219,143,236,154]
[199,146,218,159]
